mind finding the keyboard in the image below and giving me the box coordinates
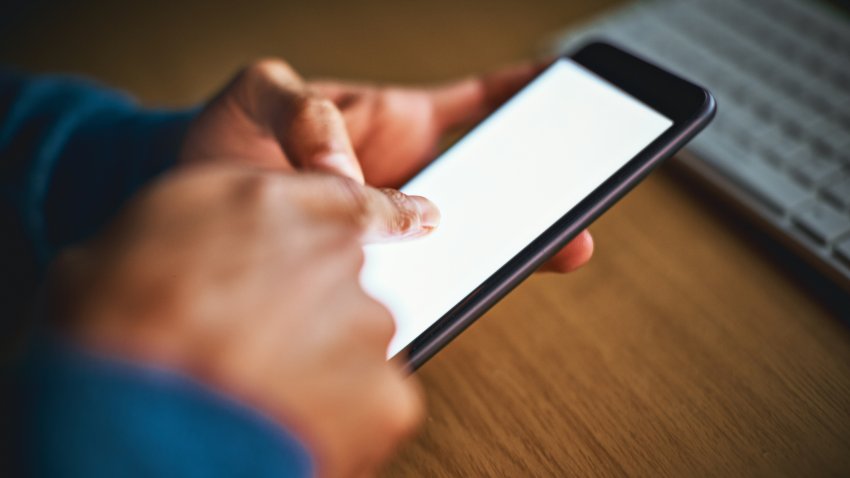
[553,0,850,292]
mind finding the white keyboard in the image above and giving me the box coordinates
[554,0,850,292]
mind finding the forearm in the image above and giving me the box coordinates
[0,72,322,477]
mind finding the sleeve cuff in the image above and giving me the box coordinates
[16,336,314,477]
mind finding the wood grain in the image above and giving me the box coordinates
[3,1,849,475]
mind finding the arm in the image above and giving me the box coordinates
[0,72,316,477]
[2,69,429,477]
[3,59,593,477]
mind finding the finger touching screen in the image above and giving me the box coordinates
[360,58,673,357]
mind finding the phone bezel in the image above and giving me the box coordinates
[395,40,716,371]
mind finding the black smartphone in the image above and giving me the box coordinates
[360,41,716,370]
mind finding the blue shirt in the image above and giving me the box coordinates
[1,70,313,477]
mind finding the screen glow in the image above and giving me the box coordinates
[360,59,673,357]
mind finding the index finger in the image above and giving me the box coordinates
[290,175,441,243]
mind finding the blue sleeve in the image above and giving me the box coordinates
[0,68,195,335]
[0,71,314,477]
[18,338,313,478]
[0,68,193,268]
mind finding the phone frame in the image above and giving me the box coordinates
[395,40,716,371]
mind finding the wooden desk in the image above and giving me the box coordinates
[3,0,849,475]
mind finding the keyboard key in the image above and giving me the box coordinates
[705,141,811,213]
[553,0,850,289]
[832,149,850,167]
[835,235,850,267]
[823,174,850,209]
[792,200,850,244]
[759,130,803,165]
[814,122,850,157]
[789,151,844,186]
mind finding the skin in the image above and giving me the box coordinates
[58,168,433,478]
[58,58,595,477]
[180,59,594,271]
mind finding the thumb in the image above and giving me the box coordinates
[281,93,365,184]
[231,59,365,183]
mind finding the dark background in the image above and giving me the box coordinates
[0,0,621,106]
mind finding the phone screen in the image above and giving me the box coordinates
[360,58,674,357]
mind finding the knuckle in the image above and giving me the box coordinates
[373,301,397,342]
[324,239,366,277]
[390,210,415,235]
[345,242,366,273]
[234,173,284,206]
[381,189,417,235]
[242,58,295,84]
[311,96,338,113]
[295,95,341,120]
[381,376,424,438]
[357,296,396,344]
[376,88,424,118]
[373,88,397,113]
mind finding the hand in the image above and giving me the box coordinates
[53,166,438,478]
[180,59,593,273]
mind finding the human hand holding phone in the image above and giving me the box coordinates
[363,43,715,365]
[51,167,435,478]
[45,57,597,477]
[179,58,594,273]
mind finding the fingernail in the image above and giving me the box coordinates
[409,195,441,230]
[316,152,365,184]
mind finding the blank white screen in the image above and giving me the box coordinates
[360,59,673,357]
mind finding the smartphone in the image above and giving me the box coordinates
[360,41,716,370]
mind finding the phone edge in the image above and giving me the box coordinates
[399,43,717,372]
